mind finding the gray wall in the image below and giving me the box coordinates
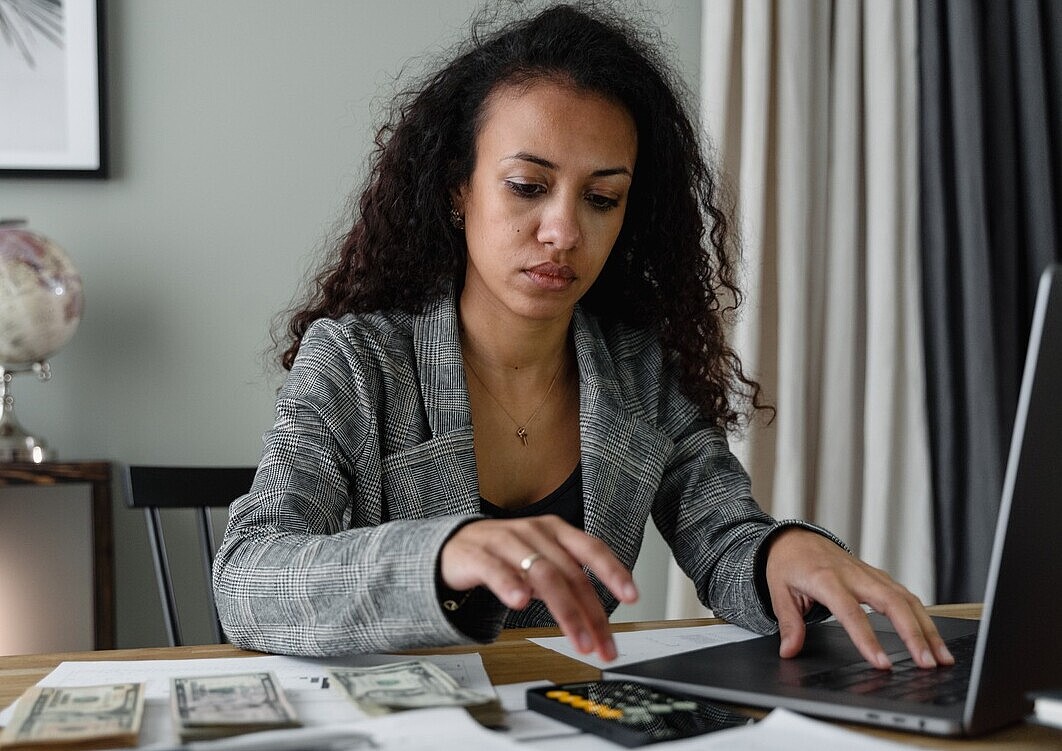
[1,0,702,649]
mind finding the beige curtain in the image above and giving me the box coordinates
[667,0,934,618]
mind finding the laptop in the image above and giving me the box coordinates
[606,263,1062,736]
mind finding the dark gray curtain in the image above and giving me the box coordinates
[919,0,1061,603]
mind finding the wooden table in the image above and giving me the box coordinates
[0,461,114,650]
[0,604,1058,748]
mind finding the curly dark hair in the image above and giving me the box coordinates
[281,2,769,429]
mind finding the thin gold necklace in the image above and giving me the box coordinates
[463,355,564,447]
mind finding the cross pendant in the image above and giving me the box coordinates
[516,427,529,446]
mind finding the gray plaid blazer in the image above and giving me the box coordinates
[214,291,841,656]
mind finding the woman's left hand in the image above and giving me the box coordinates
[764,528,955,670]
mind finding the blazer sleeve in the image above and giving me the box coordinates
[212,320,492,656]
[651,419,848,635]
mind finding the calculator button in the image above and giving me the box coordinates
[546,690,570,699]
[648,703,673,713]
[672,701,697,710]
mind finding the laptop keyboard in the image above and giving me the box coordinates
[800,632,978,706]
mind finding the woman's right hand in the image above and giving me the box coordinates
[439,515,638,661]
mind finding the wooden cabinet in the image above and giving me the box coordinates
[0,462,114,652]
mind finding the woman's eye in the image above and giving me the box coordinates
[506,180,545,198]
[586,193,620,211]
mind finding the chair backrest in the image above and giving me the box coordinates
[123,465,256,647]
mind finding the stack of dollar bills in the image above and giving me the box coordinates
[170,672,300,741]
[329,660,505,727]
[0,683,145,750]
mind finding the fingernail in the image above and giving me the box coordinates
[576,631,593,653]
[876,652,891,669]
[941,645,955,663]
[603,638,617,662]
[921,650,937,668]
[622,583,638,601]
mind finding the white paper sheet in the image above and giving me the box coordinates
[528,623,760,669]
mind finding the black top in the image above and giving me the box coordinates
[480,462,583,530]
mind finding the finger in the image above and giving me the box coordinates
[845,564,942,669]
[523,537,625,661]
[768,584,809,659]
[551,524,639,604]
[489,516,637,606]
[523,555,617,661]
[827,596,893,670]
[495,524,625,661]
[905,592,954,665]
[795,562,894,669]
[923,616,955,665]
[451,545,533,610]
[872,590,953,668]
[533,557,616,660]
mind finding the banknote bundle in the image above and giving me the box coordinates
[170,671,300,741]
[329,660,504,727]
[0,682,145,750]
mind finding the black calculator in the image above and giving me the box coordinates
[526,679,753,747]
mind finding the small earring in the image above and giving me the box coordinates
[449,207,465,230]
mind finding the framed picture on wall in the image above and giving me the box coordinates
[0,0,108,178]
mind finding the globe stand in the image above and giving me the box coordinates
[0,362,55,464]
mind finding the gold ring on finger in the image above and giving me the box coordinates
[519,552,544,573]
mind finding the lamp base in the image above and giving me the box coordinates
[0,365,55,464]
[0,409,55,463]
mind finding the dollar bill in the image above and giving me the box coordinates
[0,682,145,750]
[170,671,300,741]
[329,660,504,727]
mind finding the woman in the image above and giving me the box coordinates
[214,3,952,671]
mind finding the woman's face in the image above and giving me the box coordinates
[455,78,637,324]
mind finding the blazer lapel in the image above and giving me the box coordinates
[572,308,673,584]
[384,292,480,520]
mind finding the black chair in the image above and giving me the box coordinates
[123,465,256,647]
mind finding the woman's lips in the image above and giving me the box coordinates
[524,262,576,290]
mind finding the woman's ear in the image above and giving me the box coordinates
[450,184,468,215]
[449,185,469,230]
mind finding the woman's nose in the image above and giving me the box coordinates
[536,197,581,250]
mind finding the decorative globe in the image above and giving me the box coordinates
[0,224,83,367]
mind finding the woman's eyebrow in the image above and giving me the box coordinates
[504,151,632,178]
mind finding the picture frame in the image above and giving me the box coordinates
[0,0,108,178]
